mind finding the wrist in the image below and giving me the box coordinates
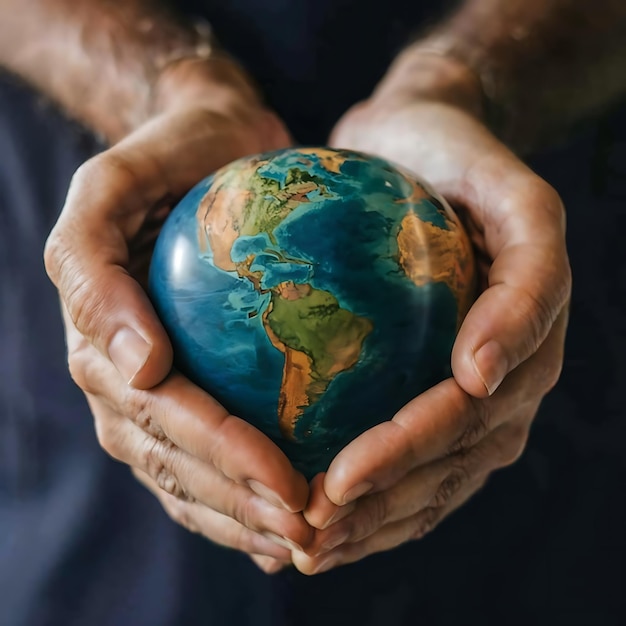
[152,55,263,119]
[148,53,289,156]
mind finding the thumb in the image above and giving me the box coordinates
[44,153,173,389]
[45,107,284,390]
[451,162,571,397]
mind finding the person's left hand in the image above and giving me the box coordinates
[287,53,571,575]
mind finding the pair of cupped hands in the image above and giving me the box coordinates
[44,54,570,575]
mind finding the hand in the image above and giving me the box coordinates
[44,58,312,573]
[292,53,571,574]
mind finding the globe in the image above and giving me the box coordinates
[149,147,475,479]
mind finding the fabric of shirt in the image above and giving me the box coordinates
[1,1,625,625]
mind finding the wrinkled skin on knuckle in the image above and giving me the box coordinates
[142,436,186,499]
[409,507,441,541]
[431,470,465,508]
[86,151,146,207]
[353,494,389,541]
[122,389,167,440]
[448,394,490,456]
[43,161,98,285]
[43,224,69,286]
[155,465,186,499]
[503,284,557,358]
[62,274,116,343]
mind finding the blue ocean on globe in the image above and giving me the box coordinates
[149,147,474,478]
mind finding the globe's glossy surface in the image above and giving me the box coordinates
[149,147,475,478]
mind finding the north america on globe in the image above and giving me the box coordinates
[149,147,475,477]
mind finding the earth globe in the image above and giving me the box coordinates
[149,147,475,479]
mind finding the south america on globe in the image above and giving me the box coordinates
[149,147,475,479]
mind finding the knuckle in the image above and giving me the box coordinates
[448,395,490,455]
[142,437,187,499]
[80,151,141,195]
[432,469,466,508]
[43,226,67,285]
[63,275,114,343]
[43,157,108,284]
[66,341,95,393]
[516,287,556,354]
[72,155,103,185]
[156,466,185,499]
[124,392,167,439]
[357,494,389,540]
[530,179,564,216]
[232,493,257,531]
[539,183,567,230]
[409,507,441,541]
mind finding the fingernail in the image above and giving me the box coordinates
[313,555,341,575]
[319,501,356,530]
[263,532,303,552]
[247,480,294,512]
[319,529,351,553]
[342,481,372,505]
[108,327,152,385]
[473,340,508,395]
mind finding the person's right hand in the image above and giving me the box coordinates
[44,57,312,574]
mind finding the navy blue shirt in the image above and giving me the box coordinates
[1,2,626,625]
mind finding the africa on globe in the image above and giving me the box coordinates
[149,147,475,478]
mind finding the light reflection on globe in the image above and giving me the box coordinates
[149,147,475,478]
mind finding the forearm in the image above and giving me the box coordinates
[389,0,626,151]
[0,0,257,141]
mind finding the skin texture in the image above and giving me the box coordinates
[401,0,626,152]
[0,0,259,141]
[1,0,623,574]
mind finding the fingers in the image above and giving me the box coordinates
[307,421,525,555]
[294,473,487,575]
[91,395,313,550]
[450,159,571,398]
[133,469,292,561]
[67,320,310,513]
[323,306,567,506]
[322,378,479,505]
